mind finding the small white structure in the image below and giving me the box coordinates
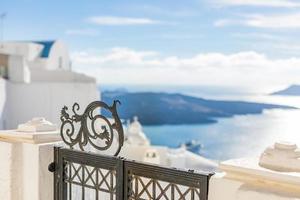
[0,40,99,129]
[143,148,160,164]
[120,117,217,171]
[0,118,61,200]
[126,116,150,146]
[259,141,300,172]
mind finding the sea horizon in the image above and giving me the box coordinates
[100,86,300,161]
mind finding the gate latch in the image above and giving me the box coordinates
[48,162,57,173]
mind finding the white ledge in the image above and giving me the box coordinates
[220,157,300,188]
[0,130,61,144]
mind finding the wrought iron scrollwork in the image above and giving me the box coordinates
[60,100,124,156]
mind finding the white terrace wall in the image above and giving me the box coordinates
[209,173,300,200]
[209,157,300,200]
[4,81,99,129]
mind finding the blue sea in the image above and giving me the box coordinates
[142,95,300,161]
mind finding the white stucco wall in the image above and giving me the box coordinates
[3,81,99,129]
[209,173,300,200]
[30,69,95,82]
[0,78,6,129]
[8,55,30,83]
[209,156,300,200]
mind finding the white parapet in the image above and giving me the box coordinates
[0,118,62,200]
[209,144,300,200]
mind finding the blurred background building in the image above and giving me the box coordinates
[0,40,98,129]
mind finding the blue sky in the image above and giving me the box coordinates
[2,0,300,93]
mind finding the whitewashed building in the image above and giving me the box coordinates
[0,40,99,129]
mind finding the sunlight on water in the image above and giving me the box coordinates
[238,95,300,108]
[143,95,300,161]
[199,94,300,108]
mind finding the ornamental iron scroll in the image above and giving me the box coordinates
[60,100,124,156]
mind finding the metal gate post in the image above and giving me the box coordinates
[116,157,124,200]
[49,146,67,200]
[48,146,61,200]
[53,146,60,200]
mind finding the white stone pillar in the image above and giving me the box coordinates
[0,118,62,200]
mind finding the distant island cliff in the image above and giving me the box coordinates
[272,85,300,96]
[102,91,294,125]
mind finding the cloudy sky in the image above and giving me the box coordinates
[2,0,300,93]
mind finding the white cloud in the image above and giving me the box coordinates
[65,29,99,36]
[272,43,300,51]
[232,32,284,41]
[214,19,242,27]
[87,16,162,25]
[72,47,158,65]
[127,5,198,17]
[215,13,300,28]
[160,33,203,40]
[71,47,300,93]
[214,0,300,8]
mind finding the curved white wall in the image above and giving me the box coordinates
[0,78,6,129]
[47,41,70,71]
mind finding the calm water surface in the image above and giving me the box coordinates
[143,95,300,161]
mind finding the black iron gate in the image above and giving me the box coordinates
[50,101,213,200]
